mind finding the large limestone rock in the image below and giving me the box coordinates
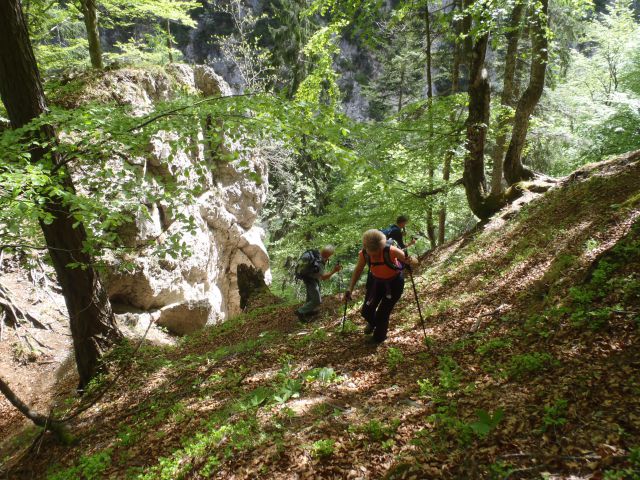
[69,65,270,334]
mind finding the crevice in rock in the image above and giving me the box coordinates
[237,263,267,311]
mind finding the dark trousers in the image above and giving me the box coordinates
[361,273,404,342]
[298,278,321,315]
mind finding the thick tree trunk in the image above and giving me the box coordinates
[438,0,463,245]
[0,0,120,390]
[504,0,549,185]
[79,0,103,70]
[462,29,505,220]
[490,1,525,196]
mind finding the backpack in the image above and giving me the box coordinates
[363,238,402,272]
[381,225,403,246]
[294,249,323,280]
[380,225,397,237]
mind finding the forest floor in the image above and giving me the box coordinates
[1,151,640,479]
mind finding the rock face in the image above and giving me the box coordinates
[70,65,270,334]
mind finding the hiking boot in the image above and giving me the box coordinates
[295,310,308,322]
[363,323,375,335]
[364,336,382,347]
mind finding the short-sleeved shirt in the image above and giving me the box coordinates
[359,248,402,280]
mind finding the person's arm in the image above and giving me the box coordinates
[344,255,366,300]
[320,263,342,281]
[391,246,417,266]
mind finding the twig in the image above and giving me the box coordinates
[471,304,510,332]
[125,93,259,133]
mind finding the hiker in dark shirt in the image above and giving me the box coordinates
[295,245,342,322]
[383,215,417,250]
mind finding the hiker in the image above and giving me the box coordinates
[382,215,417,250]
[295,245,342,322]
[344,229,417,343]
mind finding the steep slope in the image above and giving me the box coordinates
[1,151,639,479]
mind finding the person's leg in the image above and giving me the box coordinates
[372,275,405,343]
[297,279,321,317]
[361,275,382,329]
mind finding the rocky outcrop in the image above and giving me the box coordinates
[68,65,270,334]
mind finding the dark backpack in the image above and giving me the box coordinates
[381,225,403,246]
[363,238,402,272]
[294,249,323,280]
[380,225,397,237]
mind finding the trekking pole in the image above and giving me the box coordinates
[406,262,428,342]
[341,294,348,334]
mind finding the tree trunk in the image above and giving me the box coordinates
[426,167,437,249]
[166,19,174,64]
[0,0,120,390]
[438,0,462,245]
[397,63,406,112]
[438,153,451,245]
[424,5,437,248]
[462,26,505,220]
[490,1,525,196]
[504,0,549,185]
[425,6,433,100]
[79,0,103,69]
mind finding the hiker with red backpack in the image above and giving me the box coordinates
[295,245,342,322]
[344,229,418,344]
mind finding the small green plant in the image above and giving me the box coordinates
[296,327,329,346]
[523,314,554,338]
[311,439,335,458]
[468,409,504,438]
[304,367,341,384]
[387,347,404,370]
[505,352,558,380]
[360,419,401,442]
[417,378,437,397]
[476,338,511,356]
[488,460,516,479]
[117,425,139,448]
[603,446,640,479]
[48,449,113,480]
[336,319,359,333]
[427,404,473,446]
[240,387,273,410]
[585,238,600,252]
[540,398,569,432]
[274,378,302,404]
[381,439,395,450]
[438,356,461,391]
